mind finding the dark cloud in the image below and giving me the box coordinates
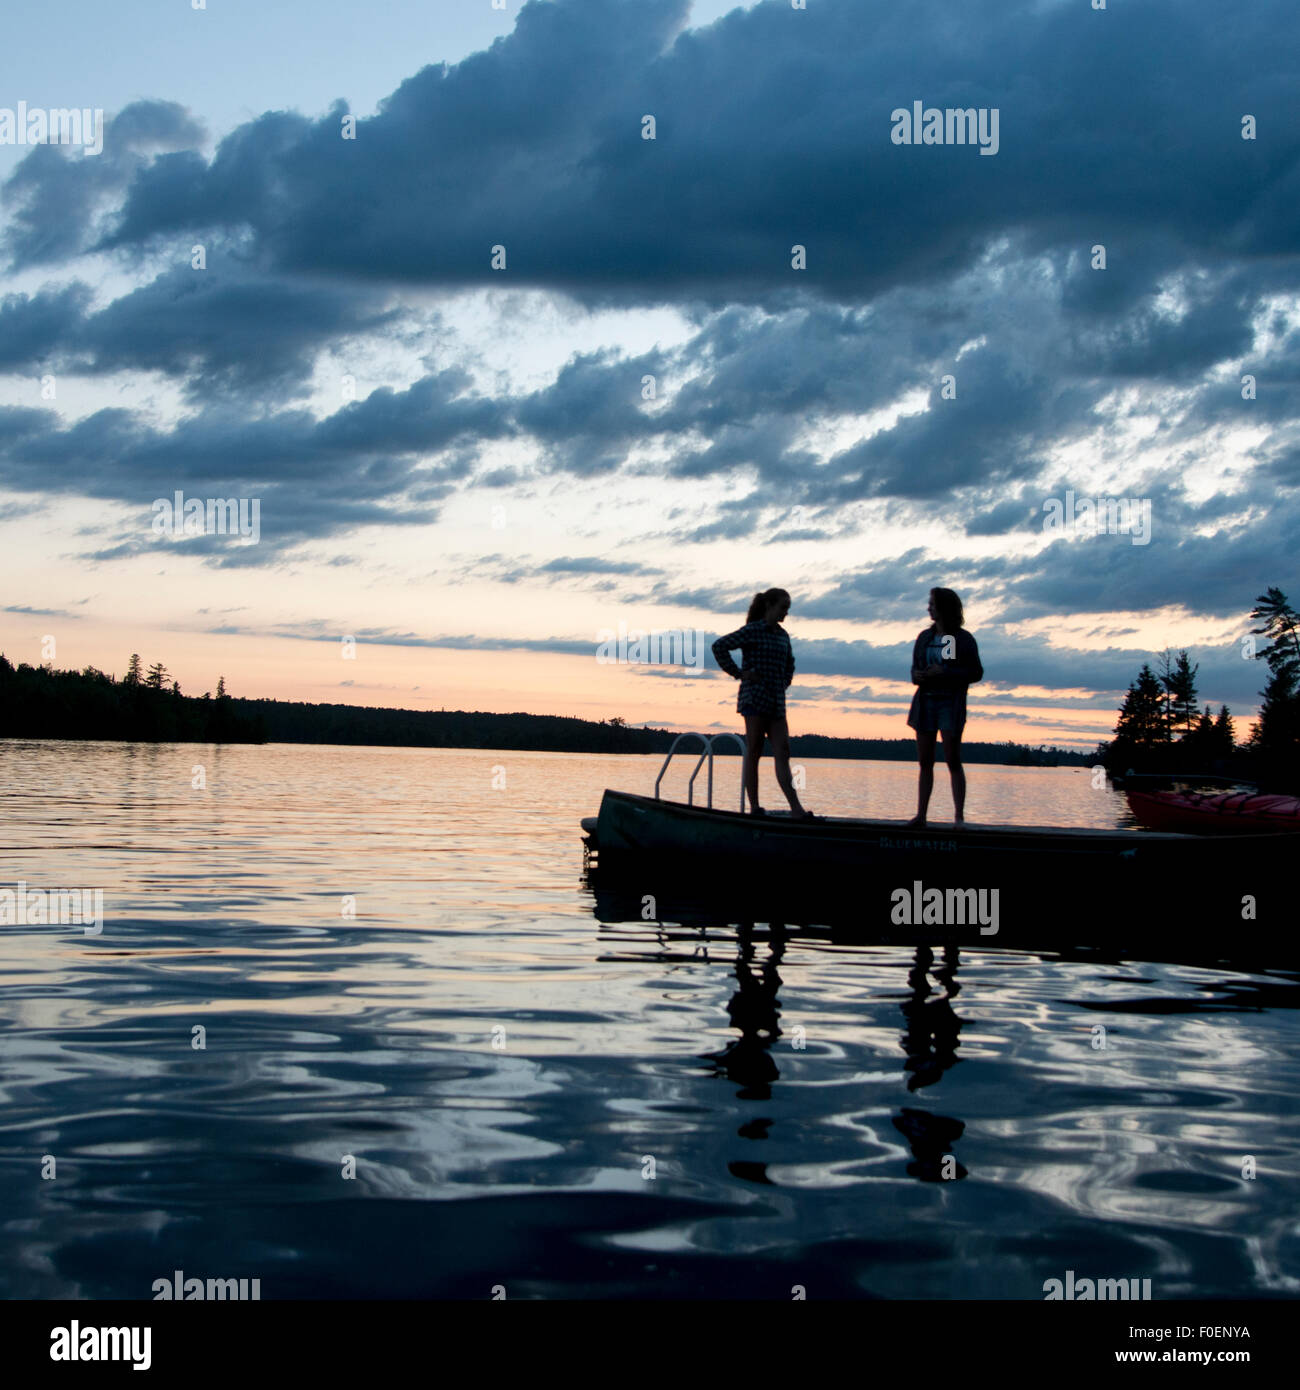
[0,283,94,367]
[2,101,206,269]
[537,555,663,576]
[797,549,935,622]
[0,371,503,560]
[64,2,1293,307]
[963,491,1042,537]
[0,268,399,402]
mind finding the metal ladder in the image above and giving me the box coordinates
[654,732,747,811]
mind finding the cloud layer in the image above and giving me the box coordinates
[2,0,1296,726]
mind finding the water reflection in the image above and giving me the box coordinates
[704,924,787,1103]
[699,922,972,1186]
[4,742,1300,1300]
[895,944,968,1181]
[901,944,962,1092]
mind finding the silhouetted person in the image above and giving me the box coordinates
[907,587,982,826]
[712,588,815,818]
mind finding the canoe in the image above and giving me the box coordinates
[581,788,1290,942]
[1126,789,1300,835]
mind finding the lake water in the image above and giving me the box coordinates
[1,740,1297,1299]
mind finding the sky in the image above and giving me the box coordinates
[0,0,1296,749]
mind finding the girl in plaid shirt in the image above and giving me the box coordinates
[713,588,816,819]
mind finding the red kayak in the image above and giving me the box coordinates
[1126,789,1300,834]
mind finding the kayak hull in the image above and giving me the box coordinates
[1126,790,1300,835]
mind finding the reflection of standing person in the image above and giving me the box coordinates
[705,925,787,1102]
[907,587,982,826]
[893,943,967,1182]
[712,588,814,819]
[900,944,962,1092]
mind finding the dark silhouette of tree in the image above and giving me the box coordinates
[1247,588,1300,786]
[145,662,170,690]
[1163,650,1199,737]
[1185,709,1215,748]
[125,653,142,685]
[1113,664,1167,750]
[1248,665,1299,750]
[0,657,265,744]
[217,675,227,698]
[1096,589,1293,786]
[1154,649,1176,737]
[1212,705,1237,758]
[1251,587,1300,675]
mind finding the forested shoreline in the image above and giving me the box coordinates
[0,654,1091,765]
[1095,586,1299,790]
[10,582,1297,784]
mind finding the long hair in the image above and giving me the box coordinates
[930,587,965,632]
[746,587,790,622]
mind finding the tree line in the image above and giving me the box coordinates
[0,653,264,743]
[1098,586,1299,789]
[0,653,1093,765]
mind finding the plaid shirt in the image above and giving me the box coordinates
[712,621,795,689]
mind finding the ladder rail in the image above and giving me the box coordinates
[654,732,711,804]
[686,748,712,805]
[655,730,747,811]
[707,732,747,811]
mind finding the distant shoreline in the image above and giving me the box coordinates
[0,735,1096,766]
[0,658,1094,767]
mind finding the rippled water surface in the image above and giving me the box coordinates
[2,741,1297,1299]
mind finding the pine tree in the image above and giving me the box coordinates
[217,675,227,698]
[145,661,170,690]
[1186,709,1215,751]
[1248,588,1300,762]
[1250,664,1299,749]
[1164,650,1200,737]
[1113,664,1167,749]
[1155,649,1176,737]
[1250,587,1300,677]
[125,653,143,686]
[1212,705,1236,758]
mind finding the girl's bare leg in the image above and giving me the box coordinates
[742,715,767,812]
[768,718,809,816]
[908,731,937,826]
[941,727,966,822]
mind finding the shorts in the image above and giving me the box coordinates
[738,680,786,719]
[908,691,963,733]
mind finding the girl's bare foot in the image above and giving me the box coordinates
[906,815,927,828]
